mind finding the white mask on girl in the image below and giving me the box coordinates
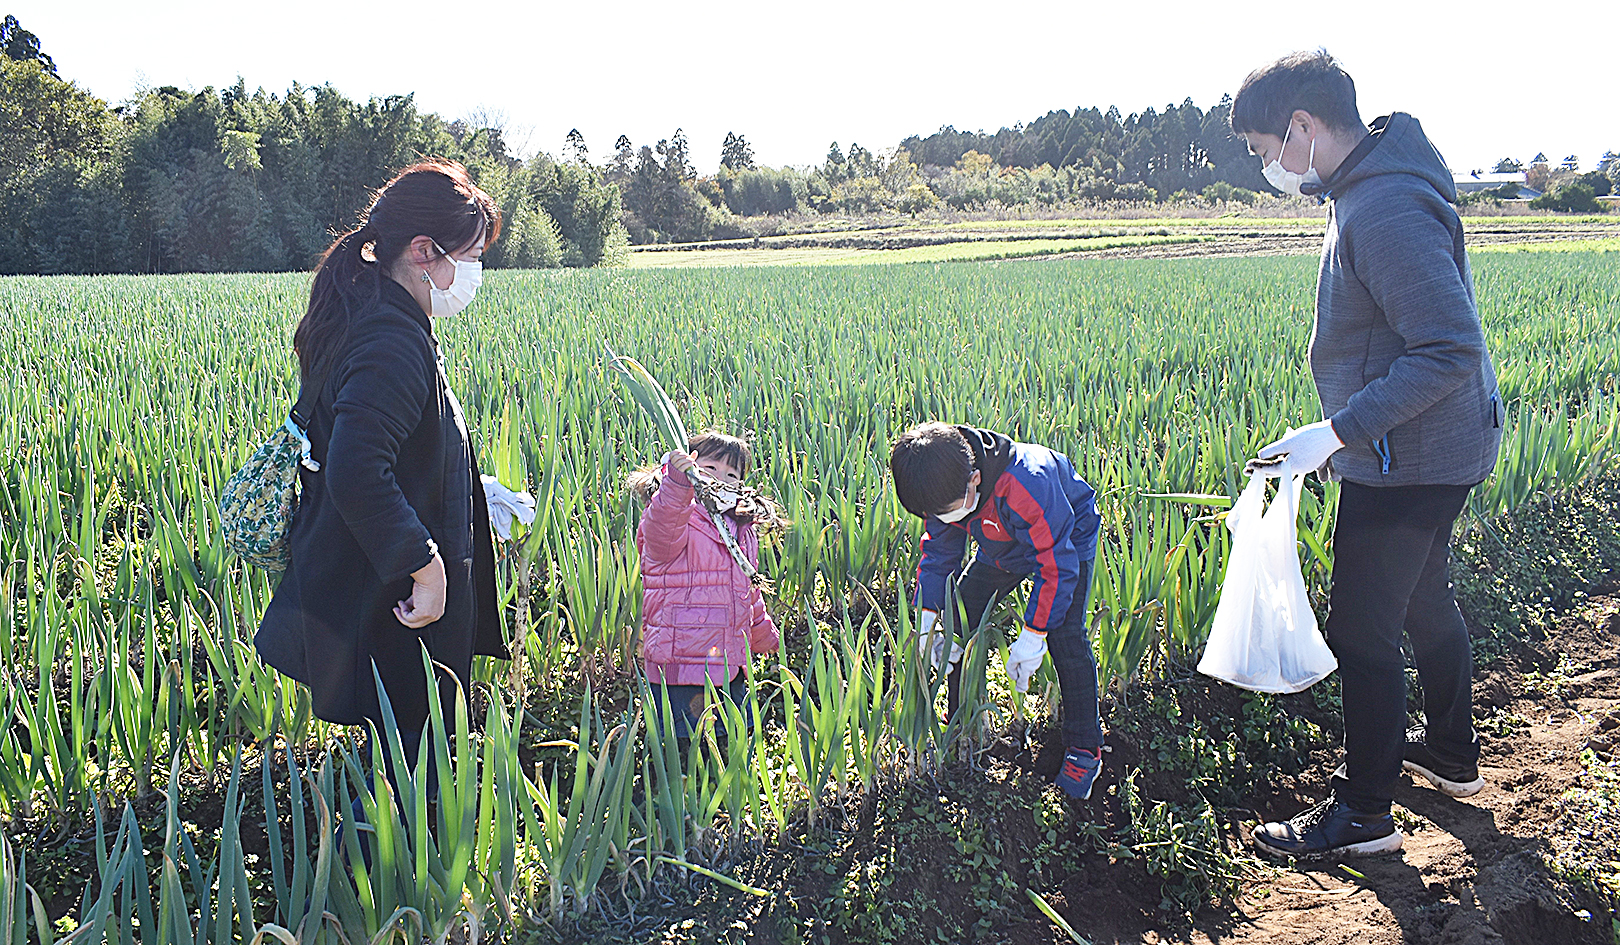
[711,485,741,512]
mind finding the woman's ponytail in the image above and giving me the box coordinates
[295,222,378,382]
[292,161,501,384]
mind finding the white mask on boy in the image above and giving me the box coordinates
[935,479,977,523]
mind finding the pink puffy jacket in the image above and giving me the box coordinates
[638,463,779,685]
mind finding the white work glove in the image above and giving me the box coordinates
[917,610,963,673]
[1005,627,1048,693]
[481,475,536,540]
[1254,420,1344,480]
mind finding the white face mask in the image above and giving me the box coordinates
[711,485,740,512]
[424,239,483,317]
[1261,123,1322,198]
[935,478,976,523]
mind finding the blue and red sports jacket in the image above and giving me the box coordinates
[915,427,1100,633]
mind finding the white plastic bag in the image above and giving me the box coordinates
[1198,460,1337,693]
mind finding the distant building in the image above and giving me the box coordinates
[1451,170,1541,199]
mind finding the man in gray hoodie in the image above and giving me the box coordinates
[1231,50,1503,860]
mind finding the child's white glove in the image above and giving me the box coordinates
[481,475,536,540]
[917,609,963,673]
[1005,627,1048,692]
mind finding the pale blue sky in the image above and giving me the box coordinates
[14,0,1616,175]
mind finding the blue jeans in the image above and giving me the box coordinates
[946,557,1102,750]
[650,674,755,740]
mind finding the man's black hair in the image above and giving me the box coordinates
[890,422,973,518]
[1231,49,1363,138]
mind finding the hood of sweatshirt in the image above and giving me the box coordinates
[1322,112,1456,204]
[955,425,1014,516]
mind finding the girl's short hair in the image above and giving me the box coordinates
[625,431,756,506]
[688,430,752,479]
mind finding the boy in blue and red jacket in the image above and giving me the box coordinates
[890,422,1104,800]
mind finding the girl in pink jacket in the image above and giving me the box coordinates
[630,432,780,739]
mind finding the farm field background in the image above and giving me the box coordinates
[0,250,1617,943]
[626,213,1620,267]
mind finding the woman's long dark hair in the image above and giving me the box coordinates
[294,161,502,382]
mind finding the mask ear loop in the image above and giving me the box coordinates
[422,238,447,288]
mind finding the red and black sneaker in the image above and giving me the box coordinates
[1055,746,1102,800]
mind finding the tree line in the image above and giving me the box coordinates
[604,97,1278,245]
[6,14,1614,273]
[0,16,624,275]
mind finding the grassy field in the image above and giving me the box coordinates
[0,251,1615,942]
[922,214,1617,229]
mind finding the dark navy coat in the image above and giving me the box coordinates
[256,277,506,733]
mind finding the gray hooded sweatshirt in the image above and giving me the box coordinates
[1313,112,1503,487]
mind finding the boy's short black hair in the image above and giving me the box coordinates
[890,422,973,518]
[1231,49,1363,139]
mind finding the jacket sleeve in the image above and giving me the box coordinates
[637,463,695,568]
[1332,201,1487,447]
[915,517,967,612]
[747,587,779,654]
[1002,474,1081,633]
[323,329,438,584]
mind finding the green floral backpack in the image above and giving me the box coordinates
[219,393,321,572]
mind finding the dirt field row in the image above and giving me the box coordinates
[1070,222,1620,260]
[628,216,1619,266]
[1188,597,1620,945]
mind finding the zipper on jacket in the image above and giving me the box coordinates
[1490,393,1501,429]
[1373,436,1392,475]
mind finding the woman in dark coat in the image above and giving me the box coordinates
[255,161,509,759]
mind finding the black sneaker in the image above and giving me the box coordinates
[1251,796,1403,860]
[1403,729,1484,798]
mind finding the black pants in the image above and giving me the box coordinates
[1326,481,1478,814]
[946,558,1103,750]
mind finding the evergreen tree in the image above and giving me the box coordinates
[0,15,54,74]
[720,132,755,171]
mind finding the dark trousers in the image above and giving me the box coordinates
[1326,481,1478,814]
[946,558,1103,750]
[651,674,754,741]
[341,725,431,871]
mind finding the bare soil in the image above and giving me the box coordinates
[737,594,1620,945]
[14,593,1617,945]
[1149,597,1620,945]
